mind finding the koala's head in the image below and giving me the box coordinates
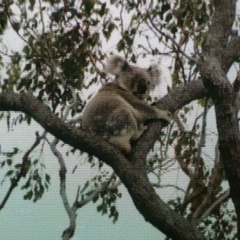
[104,55,160,100]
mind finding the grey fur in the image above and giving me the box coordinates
[82,56,171,154]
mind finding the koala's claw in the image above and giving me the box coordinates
[165,111,172,122]
[156,109,172,122]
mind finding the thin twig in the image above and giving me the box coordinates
[0,132,42,210]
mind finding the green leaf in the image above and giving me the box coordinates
[23,190,33,200]
[0,11,7,35]
[14,163,22,169]
[165,13,172,22]
[6,170,14,176]
[24,63,32,71]
[45,174,51,183]
[82,0,95,14]
[6,159,12,166]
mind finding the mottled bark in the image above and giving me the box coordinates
[1,1,240,239]
[0,82,206,239]
[197,0,240,238]
[132,79,208,167]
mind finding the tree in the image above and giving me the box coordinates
[0,0,240,239]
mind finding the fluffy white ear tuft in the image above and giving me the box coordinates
[148,64,161,90]
[104,55,128,75]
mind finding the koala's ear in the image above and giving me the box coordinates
[147,64,161,90]
[104,55,129,75]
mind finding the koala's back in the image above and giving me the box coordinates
[82,83,138,138]
[81,55,171,153]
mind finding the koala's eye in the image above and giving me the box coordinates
[137,79,148,94]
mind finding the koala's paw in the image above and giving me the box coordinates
[156,109,172,122]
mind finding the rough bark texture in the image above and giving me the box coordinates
[131,79,208,167]
[198,0,240,238]
[1,1,240,239]
[0,82,207,239]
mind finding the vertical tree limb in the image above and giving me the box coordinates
[198,1,240,237]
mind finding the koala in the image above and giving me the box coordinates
[82,56,171,154]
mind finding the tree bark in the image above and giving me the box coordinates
[197,0,240,238]
[1,1,240,238]
[0,82,207,239]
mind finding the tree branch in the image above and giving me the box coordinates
[131,78,208,167]
[199,54,240,239]
[198,0,240,237]
[74,173,119,208]
[204,0,236,63]
[0,79,208,239]
[198,189,230,224]
[224,36,240,71]
[50,138,77,240]
[0,132,42,210]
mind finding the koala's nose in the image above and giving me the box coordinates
[137,79,148,94]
